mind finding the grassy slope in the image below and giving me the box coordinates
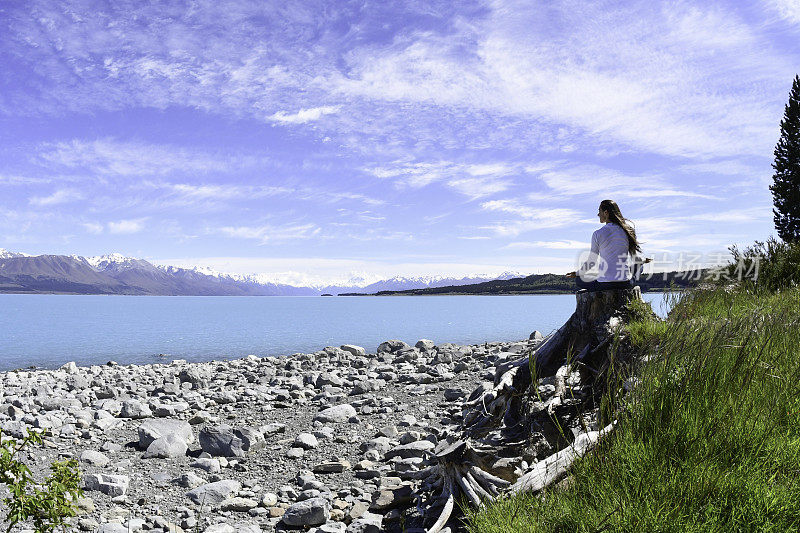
[468,285,800,532]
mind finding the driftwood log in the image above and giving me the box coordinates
[421,287,649,532]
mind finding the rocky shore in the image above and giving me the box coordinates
[1,335,543,533]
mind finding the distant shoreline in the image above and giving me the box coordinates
[0,287,684,297]
[338,287,684,296]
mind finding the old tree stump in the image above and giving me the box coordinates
[418,287,652,532]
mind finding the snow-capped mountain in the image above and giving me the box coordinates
[156,266,525,293]
[0,248,30,259]
[158,265,526,294]
[0,248,528,295]
[85,253,141,270]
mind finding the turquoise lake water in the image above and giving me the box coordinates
[0,293,676,371]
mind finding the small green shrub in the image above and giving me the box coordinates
[728,237,800,291]
[0,429,83,532]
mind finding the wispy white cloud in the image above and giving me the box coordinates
[38,139,258,177]
[298,190,386,206]
[504,240,587,250]
[4,0,794,162]
[365,160,516,199]
[480,201,581,236]
[448,176,512,199]
[0,174,50,185]
[268,106,341,124]
[117,182,385,213]
[168,183,290,201]
[768,0,800,24]
[108,219,146,234]
[332,1,791,158]
[82,222,104,234]
[534,164,719,200]
[687,206,771,223]
[29,188,84,206]
[627,217,688,238]
[215,223,321,244]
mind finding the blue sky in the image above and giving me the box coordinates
[0,0,798,284]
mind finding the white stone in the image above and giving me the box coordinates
[138,419,194,449]
[203,525,235,533]
[313,404,357,424]
[190,457,221,473]
[340,345,366,356]
[119,399,152,419]
[186,479,242,506]
[293,432,319,450]
[144,434,188,459]
[260,492,278,507]
[283,497,330,527]
[415,339,436,351]
[79,450,110,467]
[83,473,129,497]
[173,472,205,489]
[60,361,79,374]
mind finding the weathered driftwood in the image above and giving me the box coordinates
[509,422,615,494]
[421,287,646,532]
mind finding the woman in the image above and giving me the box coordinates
[566,199,649,292]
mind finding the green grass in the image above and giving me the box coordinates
[467,285,800,532]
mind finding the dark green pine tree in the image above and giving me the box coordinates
[771,74,800,242]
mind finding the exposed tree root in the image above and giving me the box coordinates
[415,287,651,532]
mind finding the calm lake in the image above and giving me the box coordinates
[0,293,676,371]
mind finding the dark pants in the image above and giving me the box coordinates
[575,277,633,292]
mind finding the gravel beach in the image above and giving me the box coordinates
[0,335,542,533]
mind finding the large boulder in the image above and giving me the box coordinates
[60,361,79,374]
[186,479,241,506]
[346,511,383,533]
[80,450,110,467]
[415,339,436,351]
[236,426,266,452]
[293,433,319,450]
[138,419,194,449]
[190,458,221,473]
[203,525,235,533]
[315,372,345,388]
[377,340,410,354]
[119,399,152,419]
[144,434,188,459]
[199,425,263,457]
[340,345,366,356]
[314,404,357,423]
[384,440,435,459]
[96,524,127,533]
[83,473,129,497]
[178,366,210,388]
[282,497,330,527]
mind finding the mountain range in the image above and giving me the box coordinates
[0,249,524,296]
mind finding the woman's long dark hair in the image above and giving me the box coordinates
[600,199,640,255]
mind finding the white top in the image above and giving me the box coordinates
[577,223,633,282]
